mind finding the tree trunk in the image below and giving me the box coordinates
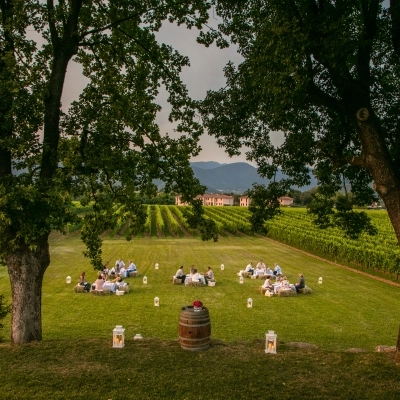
[6,236,50,344]
[356,108,400,245]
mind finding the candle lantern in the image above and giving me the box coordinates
[112,325,125,348]
[221,264,225,270]
[239,276,244,284]
[66,276,71,284]
[143,276,148,284]
[247,298,253,308]
[154,296,159,307]
[318,277,323,284]
[265,330,277,354]
[155,263,159,270]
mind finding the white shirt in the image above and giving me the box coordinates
[175,268,183,278]
[192,272,200,282]
[245,264,253,272]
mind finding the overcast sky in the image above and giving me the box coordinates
[62,15,255,165]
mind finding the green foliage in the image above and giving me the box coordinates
[183,199,218,241]
[199,1,400,244]
[245,182,287,233]
[0,294,11,331]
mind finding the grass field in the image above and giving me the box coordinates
[0,233,399,399]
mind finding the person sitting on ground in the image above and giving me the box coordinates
[79,271,91,292]
[294,274,306,292]
[94,272,105,290]
[175,265,186,282]
[273,263,282,276]
[245,262,254,275]
[126,260,137,276]
[204,266,214,284]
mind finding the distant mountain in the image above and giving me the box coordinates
[188,162,317,194]
[190,161,226,170]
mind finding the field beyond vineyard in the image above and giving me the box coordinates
[91,205,400,280]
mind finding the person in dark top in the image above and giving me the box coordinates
[294,273,305,292]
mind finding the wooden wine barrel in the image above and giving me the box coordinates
[178,306,211,351]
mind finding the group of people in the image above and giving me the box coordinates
[175,265,215,285]
[102,258,138,278]
[240,260,282,278]
[78,258,138,293]
[261,273,306,294]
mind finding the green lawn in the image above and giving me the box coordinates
[1,234,400,399]
[1,233,399,351]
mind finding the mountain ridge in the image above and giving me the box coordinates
[188,161,317,193]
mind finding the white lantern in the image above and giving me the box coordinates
[112,325,125,348]
[265,330,277,354]
[220,264,225,270]
[143,276,148,284]
[239,276,244,284]
[66,276,71,284]
[265,289,270,297]
[154,296,159,307]
[318,277,323,284]
[155,263,159,270]
[247,298,253,308]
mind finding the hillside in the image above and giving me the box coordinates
[190,161,317,193]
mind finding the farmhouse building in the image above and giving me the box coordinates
[175,194,234,206]
[238,195,294,207]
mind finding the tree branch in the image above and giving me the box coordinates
[46,0,60,46]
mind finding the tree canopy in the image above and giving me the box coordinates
[0,0,217,344]
[200,0,400,241]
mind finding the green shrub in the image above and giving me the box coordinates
[0,294,11,331]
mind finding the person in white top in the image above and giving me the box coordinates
[265,266,274,278]
[115,258,125,274]
[204,266,214,284]
[256,260,266,270]
[262,276,274,290]
[245,262,254,275]
[119,265,127,278]
[191,268,200,282]
[175,266,186,282]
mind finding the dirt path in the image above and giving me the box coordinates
[263,236,400,288]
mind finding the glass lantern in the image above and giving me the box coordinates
[265,330,277,354]
[143,276,148,284]
[154,296,159,307]
[155,263,159,270]
[66,276,71,284]
[247,298,253,308]
[112,325,125,348]
[221,264,225,270]
[318,277,323,284]
[239,276,244,284]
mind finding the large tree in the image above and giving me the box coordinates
[200,0,400,240]
[0,0,216,344]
